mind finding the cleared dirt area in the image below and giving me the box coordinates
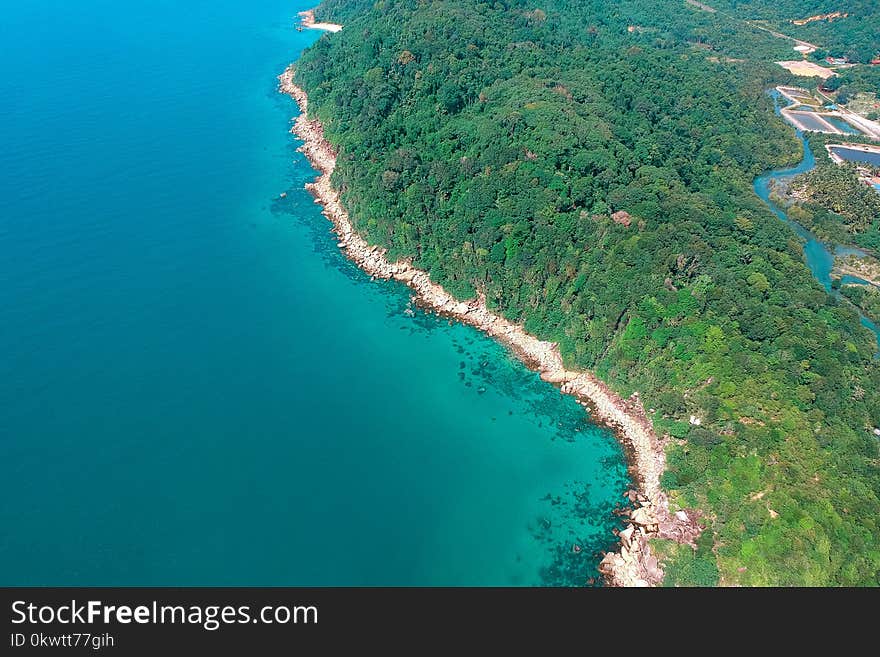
[792,12,848,26]
[777,60,836,79]
[777,85,821,104]
[685,0,716,12]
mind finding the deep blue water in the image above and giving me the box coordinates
[755,92,880,348]
[0,1,629,585]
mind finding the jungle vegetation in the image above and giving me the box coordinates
[708,0,880,64]
[297,0,880,585]
[840,284,880,326]
[785,161,880,245]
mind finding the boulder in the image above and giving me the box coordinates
[540,370,567,384]
[645,556,663,581]
[631,506,657,529]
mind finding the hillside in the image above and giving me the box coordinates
[708,0,880,63]
[295,0,880,585]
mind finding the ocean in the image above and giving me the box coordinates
[0,0,629,585]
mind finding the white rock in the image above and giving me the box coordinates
[631,507,657,528]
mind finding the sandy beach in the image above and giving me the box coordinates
[298,9,342,32]
[279,64,700,586]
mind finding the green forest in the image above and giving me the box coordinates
[709,0,880,63]
[840,285,880,326]
[297,0,880,585]
[817,67,880,108]
[782,160,880,245]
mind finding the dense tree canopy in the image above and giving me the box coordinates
[710,0,880,63]
[297,0,880,585]
[772,133,880,252]
[841,285,880,326]
[787,161,880,237]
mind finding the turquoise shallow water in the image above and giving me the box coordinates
[0,0,628,585]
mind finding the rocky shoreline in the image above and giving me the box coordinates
[297,9,343,32]
[279,66,700,587]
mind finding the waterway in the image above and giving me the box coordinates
[754,91,880,347]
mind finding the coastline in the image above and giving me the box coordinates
[297,9,342,32]
[279,67,700,586]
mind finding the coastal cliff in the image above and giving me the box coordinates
[279,66,700,587]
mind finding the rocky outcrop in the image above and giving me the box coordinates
[279,65,701,587]
[598,495,702,586]
[298,9,343,33]
[611,210,632,227]
[600,523,663,587]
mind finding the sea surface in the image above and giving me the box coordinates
[0,0,629,585]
